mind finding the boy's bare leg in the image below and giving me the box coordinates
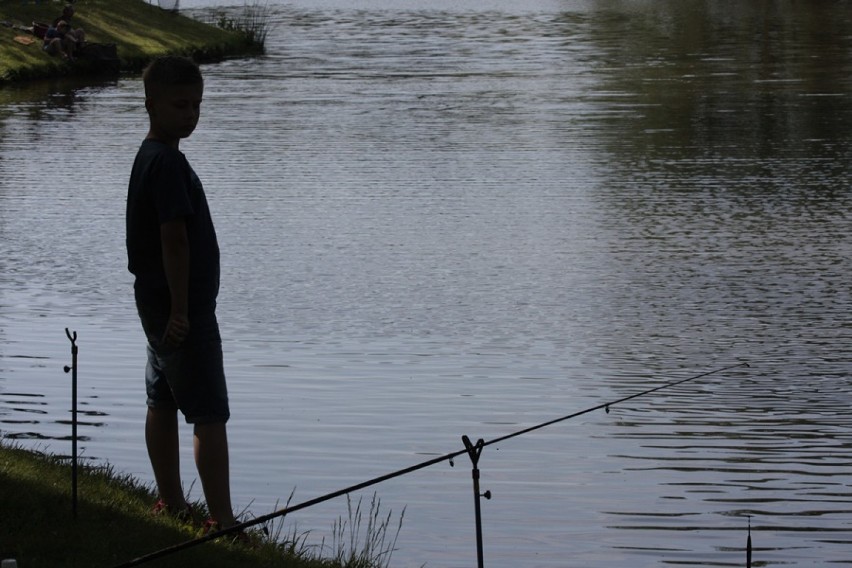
[145,406,187,508]
[194,422,237,527]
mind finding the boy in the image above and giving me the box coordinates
[43,21,75,60]
[126,56,238,532]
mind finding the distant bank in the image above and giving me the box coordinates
[0,0,265,84]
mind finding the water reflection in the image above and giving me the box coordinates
[585,0,852,162]
[0,76,119,123]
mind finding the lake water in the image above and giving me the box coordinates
[2,0,851,566]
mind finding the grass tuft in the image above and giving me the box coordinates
[326,494,406,568]
[212,1,274,49]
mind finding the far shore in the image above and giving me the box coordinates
[0,0,264,85]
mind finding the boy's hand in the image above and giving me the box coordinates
[162,313,190,348]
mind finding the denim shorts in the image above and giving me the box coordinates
[137,305,230,424]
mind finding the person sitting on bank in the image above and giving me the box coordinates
[43,21,76,60]
[52,5,86,45]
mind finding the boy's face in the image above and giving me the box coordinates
[146,82,203,145]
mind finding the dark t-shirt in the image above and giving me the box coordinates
[126,139,220,316]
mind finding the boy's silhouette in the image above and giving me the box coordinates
[126,56,238,531]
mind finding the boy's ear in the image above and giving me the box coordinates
[144,97,154,115]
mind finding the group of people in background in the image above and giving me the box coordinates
[43,4,85,60]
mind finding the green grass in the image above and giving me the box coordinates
[0,0,264,83]
[0,442,402,568]
[328,494,405,568]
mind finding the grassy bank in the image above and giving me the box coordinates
[0,442,396,568]
[0,0,263,84]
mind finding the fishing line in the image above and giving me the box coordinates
[113,361,749,567]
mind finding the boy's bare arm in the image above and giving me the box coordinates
[160,218,190,347]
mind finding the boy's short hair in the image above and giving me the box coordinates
[143,56,203,99]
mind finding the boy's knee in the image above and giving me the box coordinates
[193,420,227,434]
[148,405,179,421]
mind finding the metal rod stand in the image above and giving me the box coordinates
[462,435,491,568]
[746,515,752,568]
[63,328,78,519]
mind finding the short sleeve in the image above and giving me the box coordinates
[150,149,196,224]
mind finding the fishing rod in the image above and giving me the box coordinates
[483,361,749,450]
[113,361,749,568]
